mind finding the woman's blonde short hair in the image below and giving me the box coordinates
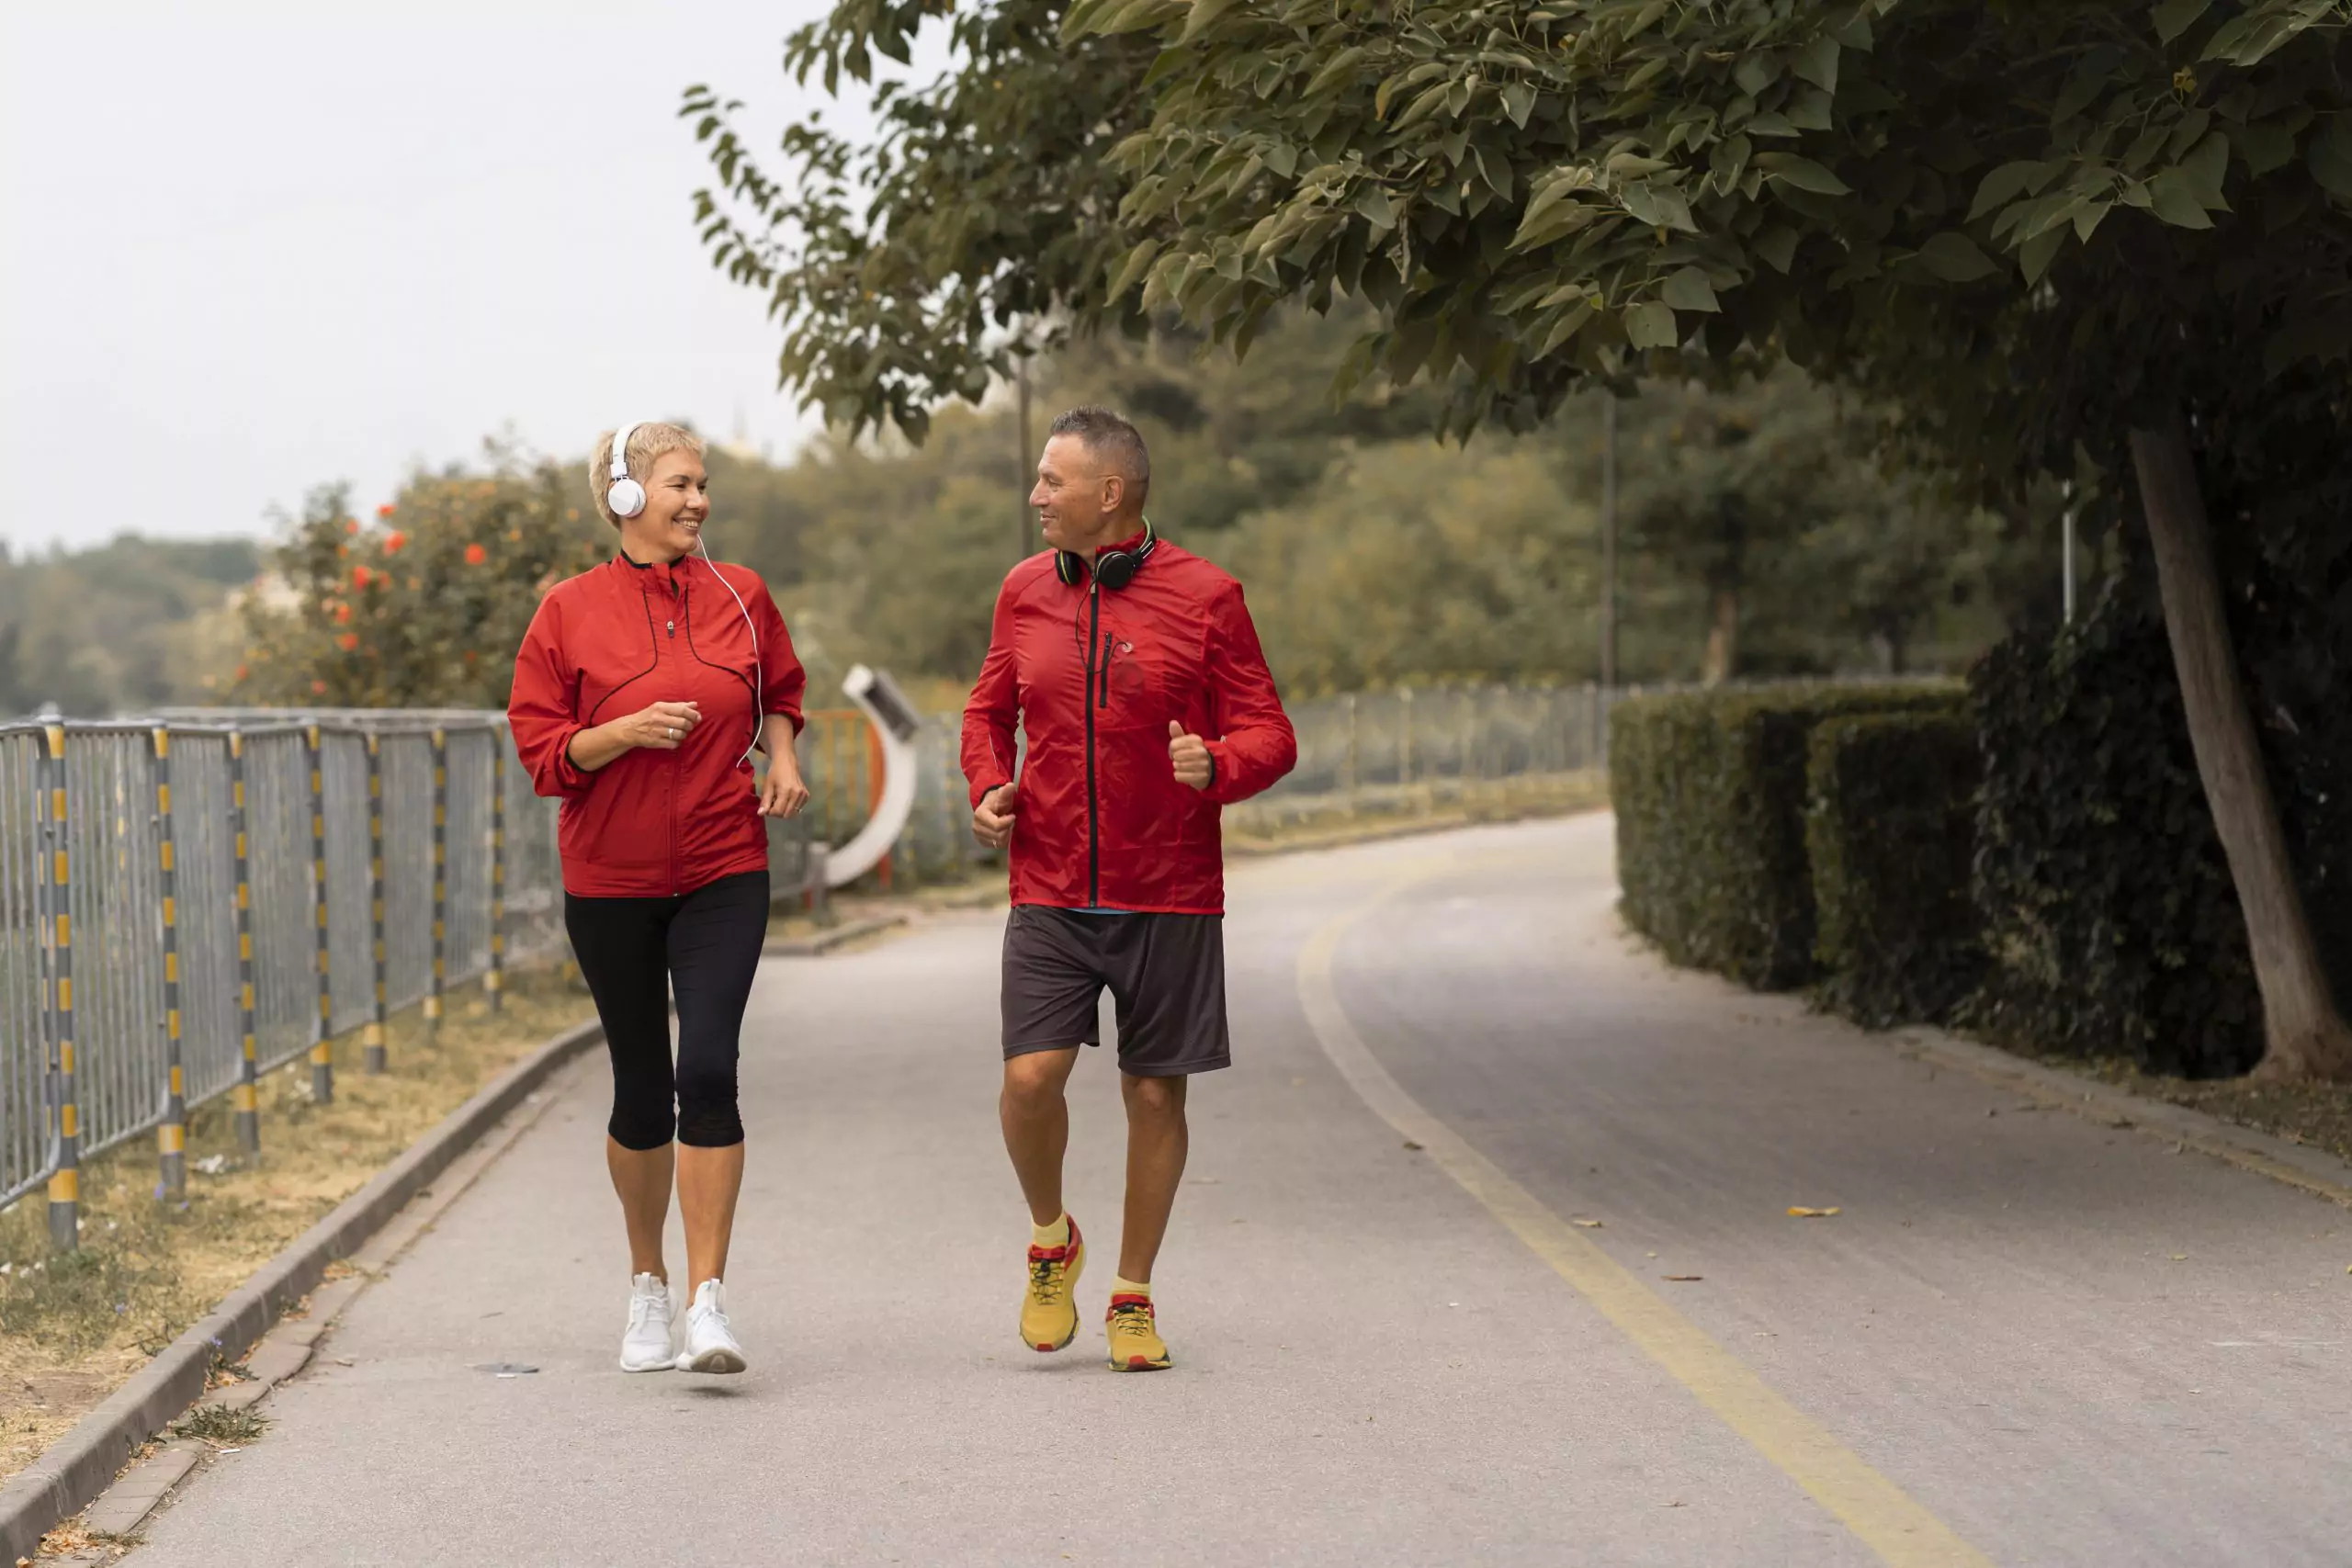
[588,423,706,529]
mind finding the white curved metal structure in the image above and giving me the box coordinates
[824,664,922,889]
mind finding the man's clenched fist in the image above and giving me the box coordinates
[1169,721,1214,791]
[973,781,1019,848]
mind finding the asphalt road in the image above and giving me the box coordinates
[121,815,2352,1566]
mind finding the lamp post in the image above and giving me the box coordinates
[1016,357,1035,564]
[1594,392,1620,764]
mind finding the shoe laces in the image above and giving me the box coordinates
[628,1285,667,1332]
[1106,1300,1155,1338]
[1028,1251,1072,1306]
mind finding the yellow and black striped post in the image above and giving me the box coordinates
[41,721,78,1251]
[365,734,388,1073]
[153,728,188,1198]
[306,725,334,1105]
[229,732,262,1154]
[426,728,447,1034]
[487,740,506,1012]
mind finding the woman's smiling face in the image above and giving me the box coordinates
[623,448,711,563]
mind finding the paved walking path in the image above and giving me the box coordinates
[121,816,2352,1566]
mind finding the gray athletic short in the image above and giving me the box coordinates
[1001,906,1230,1077]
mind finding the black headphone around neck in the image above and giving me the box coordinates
[1055,516,1158,591]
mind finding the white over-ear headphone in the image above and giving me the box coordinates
[606,423,647,519]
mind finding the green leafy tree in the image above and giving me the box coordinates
[1207,439,1596,694]
[693,0,2352,1078]
[238,455,606,709]
[1793,481,2011,678]
[1586,371,1844,683]
[0,536,262,717]
[1546,372,2013,682]
[682,2,1161,439]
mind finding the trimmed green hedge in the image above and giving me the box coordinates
[1806,712,1983,1029]
[1964,602,2271,1077]
[1612,682,1965,990]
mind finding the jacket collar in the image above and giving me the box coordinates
[614,548,697,594]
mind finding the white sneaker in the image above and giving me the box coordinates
[618,1272,675,1372]
[674,1279,748,1374]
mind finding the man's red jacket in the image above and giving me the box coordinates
[509,552,807,898]
[962,536,1296,914]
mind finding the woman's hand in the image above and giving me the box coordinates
[616,701,702,750]
[758,755,810,818]
[566,701,700,773]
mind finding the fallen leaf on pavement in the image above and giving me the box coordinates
[1572,1218,1603,1228]
[1663,1275,1703,1282]
[2170,1254,2188,1261]
[1787,1206,1841,1218]
[1402,1140,1424,1151]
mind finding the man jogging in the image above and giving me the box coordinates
[964,406,1296,1371]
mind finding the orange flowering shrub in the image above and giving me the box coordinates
[237,455,606,707]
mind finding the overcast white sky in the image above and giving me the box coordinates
[3,0,914,552]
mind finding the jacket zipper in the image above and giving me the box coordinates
[665,582,681,895]
[1085,580,1102,907]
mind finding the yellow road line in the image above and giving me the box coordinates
[1296,873,1996,1568]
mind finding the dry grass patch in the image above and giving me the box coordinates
[0,966,594,1482]
[170,1404,267,1447]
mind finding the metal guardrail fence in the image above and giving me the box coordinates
[0,711,571,1249]
[1265,682,1618,798]
[6,683,1608,1239]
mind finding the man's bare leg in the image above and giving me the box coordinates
[1001,1047,1080,1224]
[1117,1072,1189,1282]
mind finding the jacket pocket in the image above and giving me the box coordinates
[1097,730,1193,855]
[560,764,668,885]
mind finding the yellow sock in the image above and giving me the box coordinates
[1112,1275,1151,1299]
[1032,1213,1070,1248]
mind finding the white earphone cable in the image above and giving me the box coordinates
[696,535,764,767]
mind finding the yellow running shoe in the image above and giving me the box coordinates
[1021,1216,1085,1353]
[1105,1292,1171,1371]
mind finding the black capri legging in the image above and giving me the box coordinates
[563,870,769,1150]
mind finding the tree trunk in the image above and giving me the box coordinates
[1702,589,1739,685]
[2131,413,2352,1081]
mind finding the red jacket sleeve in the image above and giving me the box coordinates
[748,574,808,737]
[1201,581,1296,806]
[961,572,1022,807]
[507,592,594,802]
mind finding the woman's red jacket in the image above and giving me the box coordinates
[508,553,806,897]
[961,539,1296,915]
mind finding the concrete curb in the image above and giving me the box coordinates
[763,911,910,957]
[1888,1026,2352,1210]
[0,1017,605,1563]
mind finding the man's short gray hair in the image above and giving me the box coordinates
[1048,405,1150,508]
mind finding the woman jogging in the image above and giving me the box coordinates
[508,421,808,1374]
